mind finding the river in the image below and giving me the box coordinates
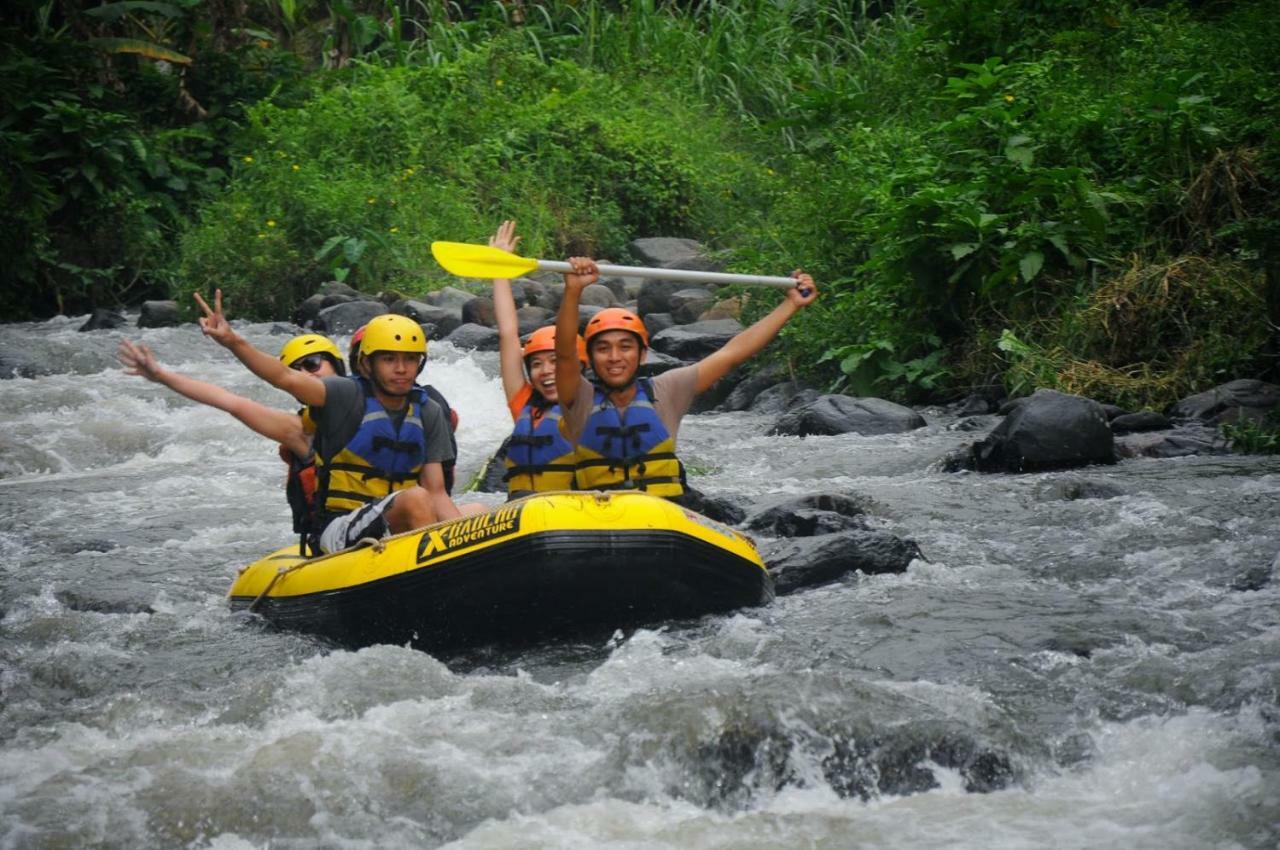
[1,316,1278,849]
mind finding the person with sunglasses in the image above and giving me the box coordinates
[194,291,463,554]
[117,333,347,553]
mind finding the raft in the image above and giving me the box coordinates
[228,491,772,650]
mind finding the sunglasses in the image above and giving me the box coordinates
[290,354,327,373]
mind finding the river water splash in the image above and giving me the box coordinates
[1,316,1278,848]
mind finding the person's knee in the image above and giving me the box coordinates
[388,487,436,531]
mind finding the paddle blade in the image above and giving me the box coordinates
[431,241,539,280]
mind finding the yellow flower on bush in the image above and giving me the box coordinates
[389,226,399,234]
[1004,94,1015,103]
[257,232,267,239]
[367,197,376,205]
[266,220,277,228]
[242,155,254,164]
[292,164,300,172]
[496,79,504,87]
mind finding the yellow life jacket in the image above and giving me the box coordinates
[574,379,685,497]
[504,394,577,497]
[316,380,428,516]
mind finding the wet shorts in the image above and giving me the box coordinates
[318,492,399,553]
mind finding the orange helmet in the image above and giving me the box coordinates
[583,308,649,349]
[523,325,588,368]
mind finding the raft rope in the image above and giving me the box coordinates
[247,537,386,611]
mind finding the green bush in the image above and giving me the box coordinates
[177,41,764,316]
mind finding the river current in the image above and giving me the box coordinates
[1,315,1278,849]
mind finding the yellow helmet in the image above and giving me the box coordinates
[278,334,342,367]
[360,314,427,357]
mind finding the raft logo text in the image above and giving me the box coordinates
[416,505,524,562]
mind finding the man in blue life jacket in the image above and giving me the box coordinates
[195,291,461,552]
[553,258,817,498]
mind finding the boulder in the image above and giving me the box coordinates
[672,488,749,525]
[764,530,923,596]
[137,300,182,328]
[78,308,128,332]
[426,286,478,312]
[769,395,926,437]
[650,319,743,361]
[752,384,820,415]
[1167,379,1280,426]
[701,296,743,321]
[643,312,676,340]
[669,288,716,324]
[636,279,683,317]
[689,366,745,414]
[319,293,355,309]
[519,279,550,310]
[1114,424,1227,459]
[319,280,362,299]
[969,389,1114,473]
[444,323,500,351]
[1110,411,1171,434]
[580,283,618,308]
[629,236,719,271]
[506,281,530,308]
[516,306,554,337]
[596,275,630,302]
[315,300,388,334]
[742,493,874,537]
[461,296,496,328]
[576,305,604,334]
[394,301,462,340]
[721,363,791,411]
[293,293,327,327]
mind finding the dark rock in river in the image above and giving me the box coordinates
[651,319,743,361]
[1168,379,1280,426]
[579,283,618,308]
[672,488,749,525]
[769,394,926,437]
[670,288,716,324]
[315,299,388,334]
[1110,411,1171,434]
[394,301,461,340]
[967,389,1114,473]
[742,493,877,537]
[79,308,127,332]
[427,286,479,313]
[137,300,182,328]
[764,529,923,595]
[293,293,326,327]
[1114,423,1227,459]
[515,305,553,337]
[752,384,820,416]
[643,312,676,341]
[721,363,790,412]
[637,350,685,377]
[461,296,496,328]
[444,323,500,352]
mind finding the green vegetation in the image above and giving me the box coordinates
[5,0,1278,411]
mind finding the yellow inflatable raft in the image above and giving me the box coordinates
[228,491,772,650]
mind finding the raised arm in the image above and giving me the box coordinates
[194,289,327,408]
[554,257,599,409]
[118,340,310,458]
[489,220,528,403]
[693,272,818,393]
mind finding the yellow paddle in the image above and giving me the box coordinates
[431,241,804,291]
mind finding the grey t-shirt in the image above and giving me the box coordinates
[559,364,700,446]
[312,376,455,470]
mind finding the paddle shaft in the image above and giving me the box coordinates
[535,259,799,290]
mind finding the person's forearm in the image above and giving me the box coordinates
[494,277,526,400]
[717,299,798,366]
[554,286,582,405]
